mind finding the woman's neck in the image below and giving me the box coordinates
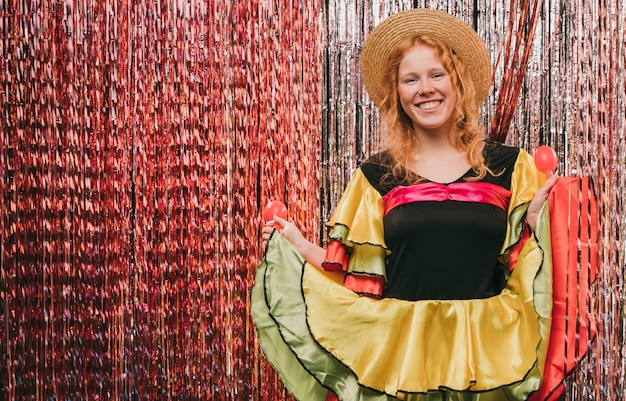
[413,126,458,153]
[406,130,471,183]
[412,112,459,139]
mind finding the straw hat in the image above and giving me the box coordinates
[361,8,492,108]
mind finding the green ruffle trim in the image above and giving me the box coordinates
[252,232,394,401]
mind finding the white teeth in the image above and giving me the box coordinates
[417,100,441,110]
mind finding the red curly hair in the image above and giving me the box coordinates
[378,34,492,183]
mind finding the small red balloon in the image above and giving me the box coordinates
[534,145,558,174]
[263,200,288,222]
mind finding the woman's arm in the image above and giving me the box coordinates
[525,174,560,231]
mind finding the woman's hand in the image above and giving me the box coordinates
[262,215,306,246]
[261,215,326,269]
[261,217,276,242]
[526,174,560,231]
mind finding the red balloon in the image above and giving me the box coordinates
[263,200,288,222]
[534,145,558,174]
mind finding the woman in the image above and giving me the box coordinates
[253,8,558,401]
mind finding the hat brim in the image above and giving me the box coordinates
[361,8,492,108]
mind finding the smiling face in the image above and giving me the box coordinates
[397,43,457,137]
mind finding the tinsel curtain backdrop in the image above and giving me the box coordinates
[0,0,624,400]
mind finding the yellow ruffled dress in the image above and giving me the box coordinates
[252,149,553,401]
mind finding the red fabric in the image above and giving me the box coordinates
[529,177,598,401]
[323,237,384,297]
[323,239,350,271]
[382,181,512,215]
[325,391,339,401]
[344,274,384,297]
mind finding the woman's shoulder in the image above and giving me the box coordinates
[483,139,521,156]
[358,150,398,195]
[480,140,530,189]
[361,150,392,169]
[483,140,522,169]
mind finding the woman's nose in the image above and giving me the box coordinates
[418,82,435,95]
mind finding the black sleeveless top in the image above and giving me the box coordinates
[360,141,521,301]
